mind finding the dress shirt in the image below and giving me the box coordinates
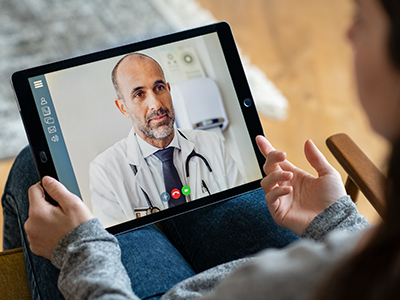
[134,128,188,207]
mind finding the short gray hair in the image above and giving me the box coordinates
[111,53,165,100]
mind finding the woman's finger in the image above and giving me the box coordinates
[261,170,293,193]
[304,139,336,177]
[256,135,276,158]
[265,186,292,205]
[27,182,46,208]
[264,186,292,218]
[263,150,287,175]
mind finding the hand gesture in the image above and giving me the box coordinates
[256,136,347,235]
[25,176,94,260]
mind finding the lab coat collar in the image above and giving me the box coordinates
[126,127,193,167]
[126,127,196,202]
[126,129,142,166]
[135,128,181,159]
[175,129,196,163]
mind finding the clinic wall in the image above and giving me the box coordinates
[46,58,132,209]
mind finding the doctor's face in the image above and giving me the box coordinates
[115,55,175,145]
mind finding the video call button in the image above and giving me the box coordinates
[171,189,181,199]
[160,192,170,202]
[182,186,191,196]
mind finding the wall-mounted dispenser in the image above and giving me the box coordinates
[170,77,229,135]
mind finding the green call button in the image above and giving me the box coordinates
[182,185,191,196]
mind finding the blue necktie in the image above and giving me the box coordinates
[154,148,186,207]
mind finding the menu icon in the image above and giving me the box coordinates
[33,80,43,89]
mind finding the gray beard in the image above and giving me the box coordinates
[132,107,175,139]
[139,118,174,139]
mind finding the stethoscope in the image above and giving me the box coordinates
[130,130,220,215]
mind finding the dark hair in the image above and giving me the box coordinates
[381,0,400,69]
[313,1,400,298]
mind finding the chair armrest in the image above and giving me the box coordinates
[326,133,386,217]
[0,248,31,299]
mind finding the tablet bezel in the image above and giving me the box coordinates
[11,22,266,235]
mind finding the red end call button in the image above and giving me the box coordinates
[171,189,181,199]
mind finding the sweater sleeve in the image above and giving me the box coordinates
[301,195,370,241]
[51,218,138,300]
[162,229,368,300]
[186,230,366,300]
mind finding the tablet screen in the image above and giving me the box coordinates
[15,23,264,232]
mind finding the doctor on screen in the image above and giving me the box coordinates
[89,53,243,227]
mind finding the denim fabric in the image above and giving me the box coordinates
[161,189,299,273]
[118,226,196,300]
[2,146,63,300]
[2,146,299,300]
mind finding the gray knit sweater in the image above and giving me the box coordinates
[51,196,370,300]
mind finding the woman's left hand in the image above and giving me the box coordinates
[256,136,347,236]
[25,176,94,260]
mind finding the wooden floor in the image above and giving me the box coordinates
[0,0,387,250]
[196,0,388,223]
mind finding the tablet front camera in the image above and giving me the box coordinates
[243,98,253,107]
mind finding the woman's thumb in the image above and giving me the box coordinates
[304,140,334,177]
[41,176,79,208]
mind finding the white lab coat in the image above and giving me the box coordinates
[89,128,244,227]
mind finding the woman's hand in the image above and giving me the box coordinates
[25,176,94,260]
[256,136,347,235]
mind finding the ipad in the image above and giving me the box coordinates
[11,22,265,234]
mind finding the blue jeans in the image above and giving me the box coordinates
[2,147,299,300]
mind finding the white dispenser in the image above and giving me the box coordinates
[170,77,229,136]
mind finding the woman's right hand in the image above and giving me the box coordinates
[25,176,94,260]
[256,136,347,236]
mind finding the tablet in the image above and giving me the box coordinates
[11,22,265,234]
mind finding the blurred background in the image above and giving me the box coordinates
[0,0,388,250]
